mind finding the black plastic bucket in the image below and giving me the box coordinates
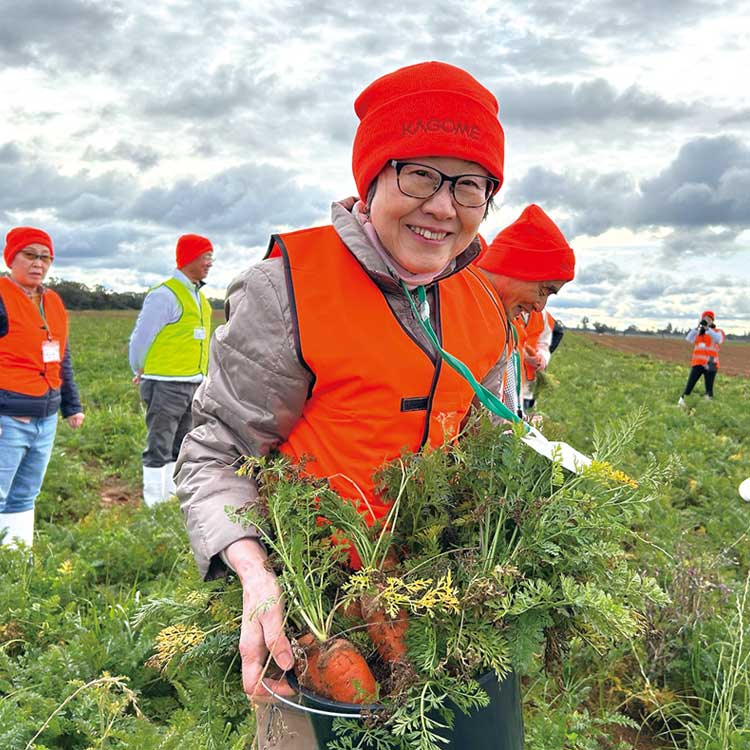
[280,669,524,749]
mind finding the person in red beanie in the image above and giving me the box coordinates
[174,61,523,747]
[1,227,84,549]
[475,204,575,416]
[678,310,725,405]
[128,234,213,506]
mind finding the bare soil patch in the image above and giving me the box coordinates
[584,333,750,377]
[100,477,140,507]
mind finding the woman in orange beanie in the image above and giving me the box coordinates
[1,227,84,549]
[475,204,575,416]
[175,62,520,748]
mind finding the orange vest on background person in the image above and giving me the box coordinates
[0,276,68,395]
[511,317,527,386]
[691,329,724,369]
[267,225,506,529]
[517,310,554,381]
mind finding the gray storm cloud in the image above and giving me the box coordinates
[509,135,750,240]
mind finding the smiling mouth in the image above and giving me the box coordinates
[408,225,449,241]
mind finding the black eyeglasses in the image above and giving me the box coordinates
[390,160,499,208]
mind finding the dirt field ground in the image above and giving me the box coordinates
[583,333,750,377]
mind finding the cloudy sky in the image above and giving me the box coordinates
[2,0,749,333]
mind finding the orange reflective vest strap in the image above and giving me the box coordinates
[269,225,505,521]
[691,331,723,368]
[521,312,547,381]
[0,277,67,395]
[511,317,528,382]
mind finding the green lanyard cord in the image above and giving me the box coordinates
[402,281,525,429]
[509,326,522,416]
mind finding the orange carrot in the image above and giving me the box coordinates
[361,596,409,664]
[295,635,377,704]
[317,638,377,703]
[294,633,322,692]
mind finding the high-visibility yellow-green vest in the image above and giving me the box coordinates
[143,278,212,377]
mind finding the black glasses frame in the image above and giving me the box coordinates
[390,160,499,207]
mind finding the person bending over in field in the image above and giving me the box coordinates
[0,227,84,549]
[475,205,575,418]
[128,235,214,506]
[678,310,725,406]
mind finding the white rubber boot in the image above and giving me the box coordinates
[142,466,166,507]
[163,461,177,499]
[0,508,35,549]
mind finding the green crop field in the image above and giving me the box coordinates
[1,313,748,749]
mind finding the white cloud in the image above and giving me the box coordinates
[0,0,748,333]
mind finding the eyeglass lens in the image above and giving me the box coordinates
[21,250,53,263]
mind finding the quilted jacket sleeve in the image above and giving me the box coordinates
[175,258,312,580]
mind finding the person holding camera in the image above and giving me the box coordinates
[678,310,725,405]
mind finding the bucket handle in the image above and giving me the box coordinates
[260,680,368,719]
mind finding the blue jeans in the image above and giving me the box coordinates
[0,414,58,513]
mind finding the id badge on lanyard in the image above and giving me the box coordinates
[42,339,61,363]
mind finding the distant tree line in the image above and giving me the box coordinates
[577,316,749,341]
[43,278,224,310]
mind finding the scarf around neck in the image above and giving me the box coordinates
[352,201,453,290]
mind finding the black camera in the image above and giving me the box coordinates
[699,319,708,327]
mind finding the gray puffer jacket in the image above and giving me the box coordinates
[176,201,508,580]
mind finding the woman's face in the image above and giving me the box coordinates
[368,156,489,275]
[10,243,53,290]
[486,273,567,319]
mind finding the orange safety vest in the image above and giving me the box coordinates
[691,330,724,369]
[267,225,506,525]
[0,277,68,395]
[519,311,554,381]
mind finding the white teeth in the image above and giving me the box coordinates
[409,225,447,241]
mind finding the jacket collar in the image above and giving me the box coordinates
[172,268,205,291]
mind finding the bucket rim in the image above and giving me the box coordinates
[283,670,383,713]
[277,668,503,715]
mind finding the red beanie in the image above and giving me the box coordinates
[476,205,575,281]
[701,310,715,320]
[352,61,505,200]
[176,234,213,269]
[4,226,53,268]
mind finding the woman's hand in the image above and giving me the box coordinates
[66,412,85,429]
[522,351,542,371]
[225,538,296,702]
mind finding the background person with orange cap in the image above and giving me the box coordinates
[129,234,213,506]
[475,204,576,417]
[174,61,520,746]
[1,227,84,549]
[678,310,726,406]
